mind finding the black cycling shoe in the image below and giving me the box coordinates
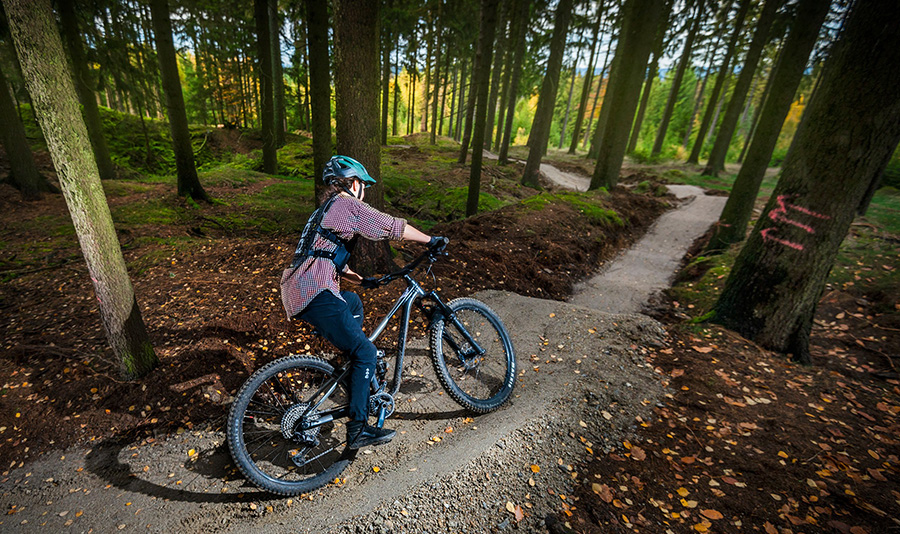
[346,421,396,450]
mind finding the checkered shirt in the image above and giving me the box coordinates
[280,195,406,319]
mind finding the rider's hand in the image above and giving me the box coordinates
[428,236,449,253]
[361,277,380,289]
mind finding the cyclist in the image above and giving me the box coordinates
[280,155,445,449]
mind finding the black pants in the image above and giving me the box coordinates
[298,290,376,422]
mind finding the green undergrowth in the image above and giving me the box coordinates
[522,190,624,227]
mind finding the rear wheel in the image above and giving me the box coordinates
[226,355,355,496]
[430,298,516,413]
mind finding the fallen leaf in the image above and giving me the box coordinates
[677,487,690,497]
[514,505,524,522]
[531,464,540,473]
[692,346,714,353]
[506,501,515,513]
[701,509,723,520]
[631,446,646,461]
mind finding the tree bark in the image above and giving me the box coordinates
[333,0,391,273]
[706,0,829,252]
[465,0,500,216]
[149,0,211,202]
[4,0,158,379]
[583,36,611,151]
[651,0,703,156]
[382,3,392,145]
[483,1,506,150]
[687,0,751,164]
[457,31,479,165]
[521,0,574,187]
[0,59,56,199]
[430,1,444,144]
[392,43,401,137]
[255,0,277,174]
[682,29,719,148]
[702,0,780,176]
[498,1,528,164]
[713,0,900,365]
[269,0,286,147]
[569,2,603,154]
[305,0,332,202]
[57,0,117,181]
[589,0,668,189]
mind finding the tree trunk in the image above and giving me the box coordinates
[392,44,401,136]
[430,1,444,144]
[498,1,528,164]
[439,50,450,136]
[682,30,719,148]
[333,0,391,273]
[483,1,506,150]
[465,0,500,216]
[651,0,703,156]
[255,0,277,174]
[738,37,783,163]
[455,59,467,141]
[57,0,117,181]
[448,62,457,138]
[382,6,392,145]
[569,2,603,154]
[149,0,211,202]
[589,0,668,189]
[0,59,56,199]
[4,0,158,379]
[702,0,780,176]
[305,0,332,202]
[457,33,479,165]
[583,38,610,151]
[557,54,580,150]
[706,0,829,252]
[713,0,900,365]
[521,0,574,187]
[687,0,751,164]
[586,31,617,159]
[423,19,432,132]
[269,0,286,147]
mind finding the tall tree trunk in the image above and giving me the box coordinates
[149,0,211,202]
[430,1,444,144]
[439,50,450,136]
[629,1,672,153]
[392,44,401,136]
[682,29,719,148]
[714,0,900,364]
[651,0,703,156]
[586,31,616,158]
[255,0,277,174]
[687,0,751,164]
[57,0,117,181]
[557,55,579,150]
[448,61,457,138]
[569,2,603,154]
[465,0,500,216]
[583,40,609,150]
[589,0,668,189]
[455,59,467,141]
[494,32,513,151]
[702,0,780,176]
[423,18,432,132]
[706,0,829,252]
[333,0,391,273]
[305,0,331,202]
[483,1,507,150]
[499,1,529,164]
[382,7,392,145]
[269,0,286,147]
[457,35,479,164]
[738,37,783,163]
[521,0,574,187]
[4,0,158,379]
[0,59,56,199]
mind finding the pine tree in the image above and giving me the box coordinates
[4,0,158,379]
[305,0,331,202]
[713,0,900,365]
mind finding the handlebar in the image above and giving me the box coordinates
[364,238,448,288]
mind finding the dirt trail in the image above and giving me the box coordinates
[0,158,723,533]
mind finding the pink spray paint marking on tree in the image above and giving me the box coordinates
[760,195,831,251]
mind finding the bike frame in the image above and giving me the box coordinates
[297,253,486,433]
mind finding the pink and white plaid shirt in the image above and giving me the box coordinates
[280,194,406,319]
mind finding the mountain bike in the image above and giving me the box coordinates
[226,241,516,496]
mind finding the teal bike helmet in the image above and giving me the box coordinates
[322,155,376,187]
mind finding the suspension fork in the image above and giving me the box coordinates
[423,291,486,357]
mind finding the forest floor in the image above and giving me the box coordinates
[0,134,898,533]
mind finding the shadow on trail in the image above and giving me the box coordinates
[84,436,274,504]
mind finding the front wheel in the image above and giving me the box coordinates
[430,298,516,413]
[226,355,355,496]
